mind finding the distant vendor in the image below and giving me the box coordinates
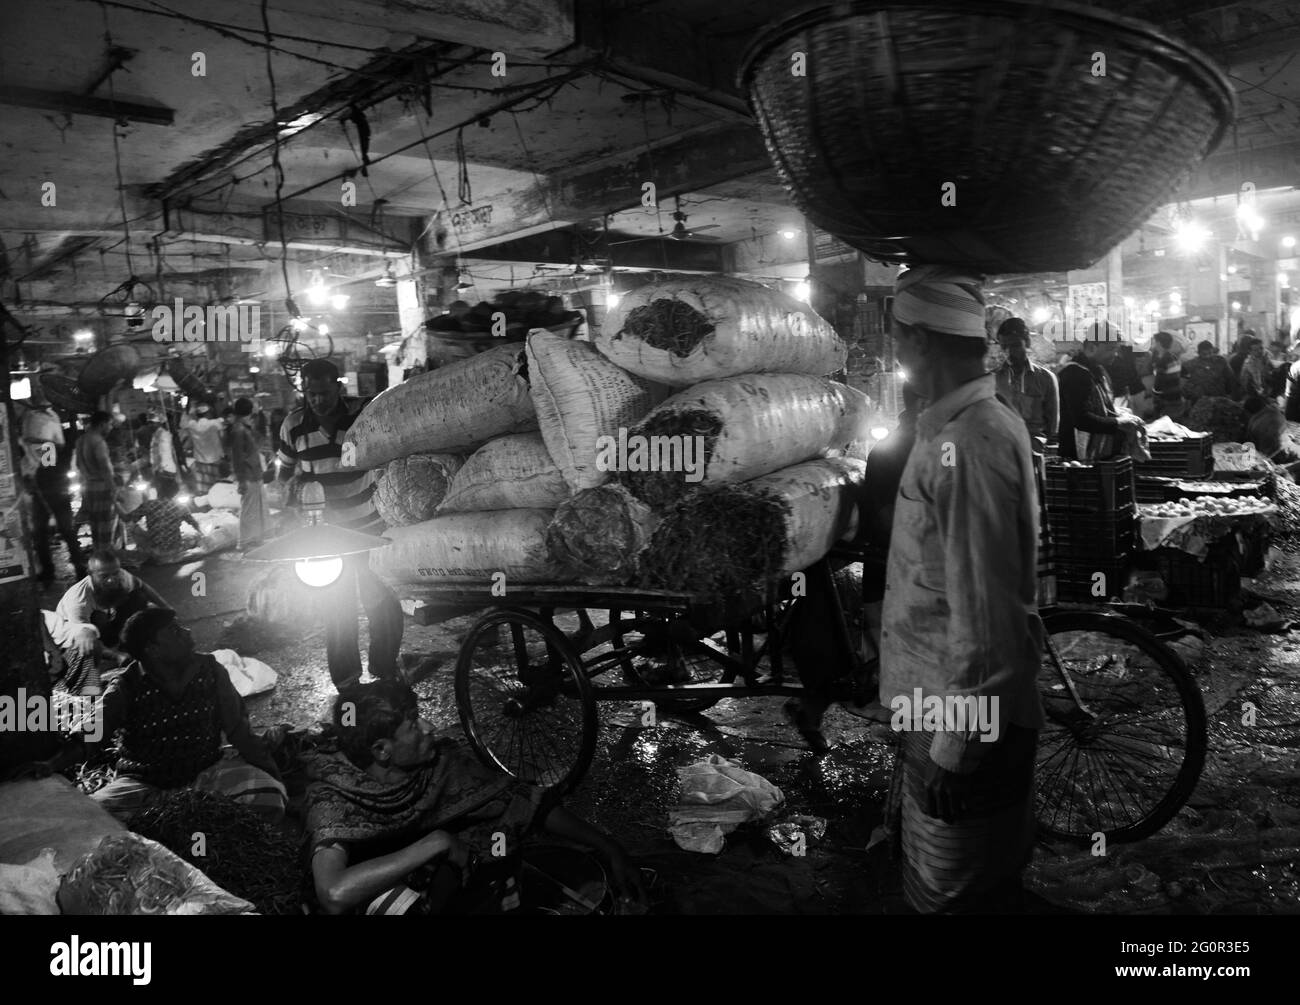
[48,548,170,695]
[993,318,1058,441]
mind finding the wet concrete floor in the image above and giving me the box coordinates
[42,536,1300,915]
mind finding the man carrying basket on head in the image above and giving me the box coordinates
[881,265,1045,913]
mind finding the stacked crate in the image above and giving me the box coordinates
[1044,457,1136,602]
[1032,452,1055,607]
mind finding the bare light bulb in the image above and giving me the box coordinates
[295,556,344,588]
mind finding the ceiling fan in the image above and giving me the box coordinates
[609,195,722,245]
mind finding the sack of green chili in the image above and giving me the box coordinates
[595,276,845,387]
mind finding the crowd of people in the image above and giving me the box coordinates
[17,391,290,579]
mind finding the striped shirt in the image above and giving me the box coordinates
[278,397,384,533]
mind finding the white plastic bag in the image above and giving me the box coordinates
[210,648,278,698]
[667,755,784,853]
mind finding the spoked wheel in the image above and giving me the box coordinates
[455,608,597,795]
[1036,611,1207,844]
[611,614,730,714]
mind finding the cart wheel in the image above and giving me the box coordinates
[612,616,728,714]
[455,608,597,794]
[1036,611,1207,844]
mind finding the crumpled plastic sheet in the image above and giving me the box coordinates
[668,755,784,854]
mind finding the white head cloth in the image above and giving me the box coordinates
[893,264,987,338]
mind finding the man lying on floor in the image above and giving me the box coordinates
[304,680,645,915]
[36,607,286,824]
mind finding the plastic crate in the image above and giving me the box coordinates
[1048,506,1137,561]
[1135,434,1214,478]
[1154,546,1240,610]
[1044,457,1134,513]
[1136,476,1175,504]
[1055,557,1132,602]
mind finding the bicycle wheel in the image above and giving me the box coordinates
[1036,611,1207,844]
[611,615,729,714]
[455,608,597,795]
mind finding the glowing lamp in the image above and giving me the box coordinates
[870,427,889,440]
[330,294,350,311]
[242,481,389,588]
[1031,307,1051,325]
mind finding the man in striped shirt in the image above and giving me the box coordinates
[278,359,403,690]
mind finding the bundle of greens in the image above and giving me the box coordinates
[127,790,304,915]
[1186,396,1247,443]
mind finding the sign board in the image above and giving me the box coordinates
[1066,282,1108,338]
[0,499,29,585]
[1185,320,1220,353]
[228,379,256,401]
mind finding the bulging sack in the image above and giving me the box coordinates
[545,483,661,586]
[438,433,569,513]
[370,509,572,584]
[596,276,845,386]
[643,456,866,596]
[527,330,672,492]
[373,453,464,527]
[343,344,538,469]
[620,374,870,507]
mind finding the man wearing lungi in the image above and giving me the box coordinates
[74,411,118,549]
[882,265,1045,913]
[35,607,286,824]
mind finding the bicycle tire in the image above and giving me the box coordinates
[454,607,597,796]
[1037,610,1207,844]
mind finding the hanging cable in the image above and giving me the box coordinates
[100,3,136,277]
[261,0,298,327]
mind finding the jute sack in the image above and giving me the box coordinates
[621,374,871,507]
[643,457,866,596]
[374,453,464,526]
[596,276,845,386]
[342,344,538,469]
[370,509,572,584]
[545,483,661,586]
[437,433,569,513]
[526,330,672,492]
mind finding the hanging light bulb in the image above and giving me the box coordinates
[330,294,350,311]
[306,270,330,306]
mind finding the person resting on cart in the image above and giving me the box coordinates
[304,680,646,915]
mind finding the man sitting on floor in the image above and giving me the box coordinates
[117,478,203,563]
[39,607,286,824]
[47,548,170,695]
[304,680,644,915]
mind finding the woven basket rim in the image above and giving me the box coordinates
[738,0,1237,139]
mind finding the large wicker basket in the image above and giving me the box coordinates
[38,373,97,414]
[740,0,1236,274]
[77,344,141,395]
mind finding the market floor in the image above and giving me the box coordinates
[48,545,1300,915]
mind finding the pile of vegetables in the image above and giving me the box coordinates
[59,831,254,915]
[1185,396,1247,443]
[1141,495,1274,519]
[127,790,305,915]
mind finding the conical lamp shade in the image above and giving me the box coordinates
[243,523,390,563]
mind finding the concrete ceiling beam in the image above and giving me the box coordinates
[220,0,576,58]
[565,0,754,121]
[0,86,174,126]
[426,122,771,253]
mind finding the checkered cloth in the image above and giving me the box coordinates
[192,460,222,494]
[77,481,117,547]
